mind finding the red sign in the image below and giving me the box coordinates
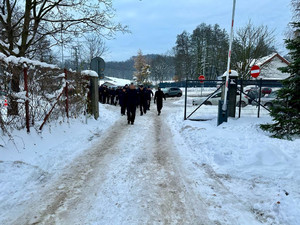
[198,75,205,83]
[251,65,261,78]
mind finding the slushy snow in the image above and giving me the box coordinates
[0,99,299,224]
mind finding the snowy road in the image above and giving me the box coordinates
[8,102,212,225]
[2,99,299,225]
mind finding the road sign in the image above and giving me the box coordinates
[91,57,105,79]
[251,65,261,78]
[198,75,205,83]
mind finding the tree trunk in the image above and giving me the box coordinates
[8,71,20,116]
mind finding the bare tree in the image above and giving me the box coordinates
[232,21,276,79]
[150,55,175,83]
[0,0,127,115]
[28,34,58,63]
[84,35,108,64]
[0,0,127,57]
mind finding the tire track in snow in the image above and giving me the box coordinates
[10,118,129,225]
[134,111,212,224]
[10,103,213,225]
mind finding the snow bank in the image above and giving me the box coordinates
[0,104,118,172]
[166,100,300,225]
[0,104,119,223]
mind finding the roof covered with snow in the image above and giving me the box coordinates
[250,53,290,80]
[100,76,131,87]
[251,52,289,67]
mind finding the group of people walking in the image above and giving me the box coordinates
[98,85,118,105]
[99,83,166,125]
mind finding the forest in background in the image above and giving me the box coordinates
[105,22,279,82]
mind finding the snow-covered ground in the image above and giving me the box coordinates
[167,100,300,224]
[0,104,119,224]
[0,98,299,224]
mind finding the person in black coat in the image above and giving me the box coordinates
[119,87,127,115]
[126,83,138,125]
[98,85,104,103]
[146,86,154,110]
[110,87,116,105]
[102,85,108,104]
[154,87,166,115]
[138,85,147,116]
[116,86,123,106]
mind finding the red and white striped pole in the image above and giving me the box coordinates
[222,0,236,111]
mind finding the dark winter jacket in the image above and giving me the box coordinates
[145,89,154,100]
[126,88,138,107]
[103,87,108,97]
[154,90,166,109]
[109,89,116,97]
[138,88,147,105]
[119,90,127,107]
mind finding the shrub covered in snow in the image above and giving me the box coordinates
[0,54,90,135]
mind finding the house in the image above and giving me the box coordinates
[250,53,290,80]
[100,76,131,87]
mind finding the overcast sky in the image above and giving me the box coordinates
[104,0,292,62]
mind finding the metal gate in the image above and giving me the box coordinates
[182,79,283,120]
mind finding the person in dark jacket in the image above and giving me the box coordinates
[110,87,116,105]
[98,85,103,103]
[146,86,154,110]
[126,83,138,125]
[115,86,122,106]
[102,85,108,104]
[138,85,147,116]
[119,87,127,115]
[154,87,166,115]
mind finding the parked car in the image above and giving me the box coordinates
[244,87,273,104]
[244,88,259,104]
[161,87,182,97]
[261,87,272,95]
[192,91,248,107]
[253,91,278,108]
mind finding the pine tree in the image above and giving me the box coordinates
[260,22,300,139]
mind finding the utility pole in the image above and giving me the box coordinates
[222,0,236,111]
[202,38,206,76]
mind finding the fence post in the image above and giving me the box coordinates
[257,78,262,118]
[90,76,99,119]
[64,69,69,118]
[24,67,30,133]
[184,79,188,120]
